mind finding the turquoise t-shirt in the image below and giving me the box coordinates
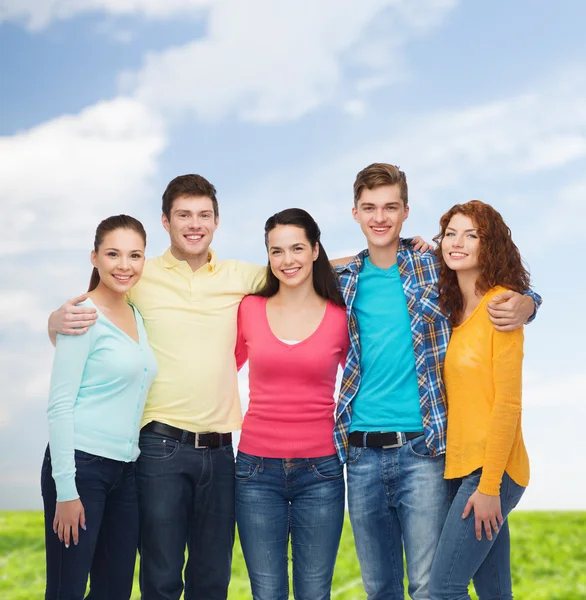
[350,258,423,432]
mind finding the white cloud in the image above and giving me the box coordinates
[0,0,211,31]
[0,97,166,256]
[127,0,458,123]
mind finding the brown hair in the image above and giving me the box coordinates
[88,215,147,292]
[433,200,531,325]
[353,163,408,207]
[162,174,219,220]
[255,208,345,308]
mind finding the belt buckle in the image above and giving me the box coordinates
[194,433,206,448]
[382,432,403,449]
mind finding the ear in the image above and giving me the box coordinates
[352,205,359,223]
[312,242,319,262]
[90,250,98,269]
[161,212,171,233]
[403,205,410,222]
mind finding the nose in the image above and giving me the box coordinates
[282,251,295,265]
[118,256,131,270]
[452,235,464,248]
[373,208,386,223]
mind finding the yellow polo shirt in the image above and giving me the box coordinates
[127,248,265,433]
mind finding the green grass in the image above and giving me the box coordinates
[1,511,584,599]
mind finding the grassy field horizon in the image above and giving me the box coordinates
[1,511,584,599]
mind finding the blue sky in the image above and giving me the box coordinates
[1,0,585,510]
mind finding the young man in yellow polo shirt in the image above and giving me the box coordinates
[49,175,265,600]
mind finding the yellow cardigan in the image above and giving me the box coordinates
[443,286,530,495]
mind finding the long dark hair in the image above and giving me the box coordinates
[88,215,147,292]
[255,208,345,308]
[433,200,530,325]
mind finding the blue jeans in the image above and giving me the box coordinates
[235,451,345,600]
[136,430,236,600]
[347,434,451,600]
[429,469,525,600]
[41,445,139,600]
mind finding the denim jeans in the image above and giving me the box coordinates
[235,451,345,600]
[429,469,525,600]
[136,430,236,600]
[347,434,451,600]
[41,445,139,600]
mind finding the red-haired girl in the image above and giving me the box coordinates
[429,201,531,600]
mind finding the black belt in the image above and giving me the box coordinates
[349,430,424,449]
[142,421,232,448]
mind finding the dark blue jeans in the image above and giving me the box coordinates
[136,430,236,600]
[41,445,139,600]
[235,452,345,600]
[429,469,525,600]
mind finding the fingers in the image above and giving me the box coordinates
[80,506,86,532]
[71,520,79,546]
[52,512,59,534]
[484,519,493,541]
[492,324,517,332]
[491,290,515,303]
[490,515,500,535]
[57,520,64,543]
[474,514,482,541]
[68,293,89,305]
[461,498,473,520]
[63,522,71,548]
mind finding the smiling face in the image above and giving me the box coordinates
[441,212,481,275]
[162,195,218,263]
[91,228,146,294]
[352,184,409,252]
[267,224,318,290]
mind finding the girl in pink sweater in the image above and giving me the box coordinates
[235,208,349,600]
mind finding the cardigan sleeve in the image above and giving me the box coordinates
[478,327,524,495]
[47,328,94,501]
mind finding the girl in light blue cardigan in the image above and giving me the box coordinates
[42,215,157,600]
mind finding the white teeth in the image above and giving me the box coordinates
[186,235,202,240]
[283,268,300,274]
[450,253,467,257]
[113,275,131,280]
[372,227,389,232]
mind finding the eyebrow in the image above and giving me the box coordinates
[104,247,144,252]
[446,227,477,233]
[360,202,401,207]
[174,209,213,214]
[269,243,308,250]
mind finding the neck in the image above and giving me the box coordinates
[88,283,128,310]
[171,246,210,272]
[367,240,399,270]
[456,270,482,312]
[271,279,321,307]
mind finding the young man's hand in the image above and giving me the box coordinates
[410,236,432,253]
[487,290,534,331]
[48,294,97,346]
[461,489,503,541]
[54,498,86,548]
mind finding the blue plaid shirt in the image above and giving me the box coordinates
[334,239,541,464]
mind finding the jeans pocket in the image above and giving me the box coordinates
[347,445,364,465]
[503,473,525,510]
[74,449,101,465]
[408,434,435,459]
[312,456,344,481]
[138,434,180,461]
[235,453,260,482]
[220,444,235,462]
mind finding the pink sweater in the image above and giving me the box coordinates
[236,295,349,458]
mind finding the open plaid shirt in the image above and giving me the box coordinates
[333,239,542,464]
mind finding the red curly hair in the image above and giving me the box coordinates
[433,200,531,326]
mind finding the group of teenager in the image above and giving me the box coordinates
[42,163,541,600]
